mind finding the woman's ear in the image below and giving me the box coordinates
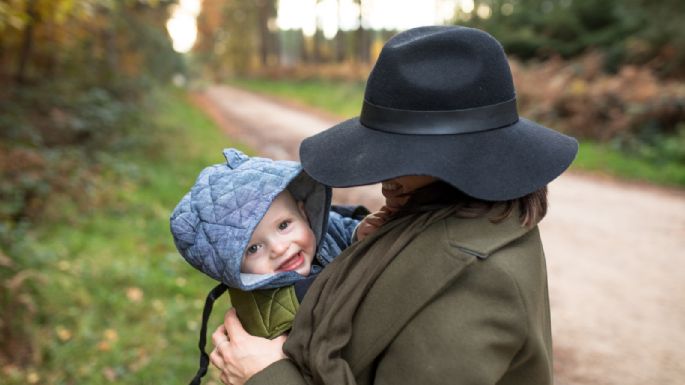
[297,201,309,220]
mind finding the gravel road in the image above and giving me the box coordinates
[192,85,685,385]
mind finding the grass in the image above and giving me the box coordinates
[231,78,685,188]
[230,78,365,118]
[4,88,243,385]
[575,140,685,186]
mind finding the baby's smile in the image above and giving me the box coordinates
[276,250,306,272]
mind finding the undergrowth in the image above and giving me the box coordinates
[1,88,243,384]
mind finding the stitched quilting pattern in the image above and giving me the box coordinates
[170,149,306,290]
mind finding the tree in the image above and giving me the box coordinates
[0,0,183,370]
[194,0,282,76]
[256,0,278,66]
[1,0,180,91]
[456,0,685,77]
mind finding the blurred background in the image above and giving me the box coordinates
[1,0,684,384]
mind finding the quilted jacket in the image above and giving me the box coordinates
[172,149,365,384]
[170,149,362,341]
[170,148,360,291]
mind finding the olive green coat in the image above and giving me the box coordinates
[247,210,553,385]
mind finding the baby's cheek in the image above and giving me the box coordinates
[305,229,317,254]
[240,259,255,274]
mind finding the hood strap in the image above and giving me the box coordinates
[189,283,228,385]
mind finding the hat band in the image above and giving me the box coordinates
[360,97,519,135]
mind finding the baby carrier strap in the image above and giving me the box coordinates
[189,282,228,385]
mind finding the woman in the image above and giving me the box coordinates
[209,25,577,385]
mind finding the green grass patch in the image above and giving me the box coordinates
[230,78,365,118]
[574,140,685,186]
[231,78,685,188]
[6,89,244,385]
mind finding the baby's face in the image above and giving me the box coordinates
[241,191,316,277]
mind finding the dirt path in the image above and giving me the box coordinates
[192,85,685,385]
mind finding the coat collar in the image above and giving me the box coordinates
[446,204,533,259]
[343,208,535,372]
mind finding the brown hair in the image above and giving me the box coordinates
[401,181,548,227]
[489,186,548,227]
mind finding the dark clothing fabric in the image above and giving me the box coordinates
[283,206,458,385]
[293,268,320,302]
[247,204,553,385]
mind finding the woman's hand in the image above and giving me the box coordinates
[210,308,287,385]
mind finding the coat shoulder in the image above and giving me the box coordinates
[442,207,539,259]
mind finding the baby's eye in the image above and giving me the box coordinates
[245,244,261,255]
[278,220,291,230]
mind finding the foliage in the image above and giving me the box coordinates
[457,0,685,78]
[0,0,185,371]
[2,89,244,384]
[510,53,685,163]
[0,0,183,221]
[194,0,276,79]
[0,0,182,86]
[574,138,685,186]
[0,221,42,367]
[189,1,685,79]
[192,0,387,78]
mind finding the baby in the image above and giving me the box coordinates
[170,149,385,384]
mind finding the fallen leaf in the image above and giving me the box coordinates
[56,326,72,342]
[102,367,117,382]
[98,341,111,352]
[103,328,118,342]
[27,372,39,384]
[126,287,144,302]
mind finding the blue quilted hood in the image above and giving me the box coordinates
[170,149,331,291]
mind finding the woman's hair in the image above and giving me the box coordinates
[491,186,548,227]
[401,181,548,227]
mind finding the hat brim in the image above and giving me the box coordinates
[299,117,578,201]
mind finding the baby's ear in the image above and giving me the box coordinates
[297,201,308,220]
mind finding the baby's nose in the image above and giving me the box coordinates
[270,240,288,257]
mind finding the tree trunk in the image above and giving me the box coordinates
[257,1,269,66]
[313,28,323,63]
[299,31,310,64]
[0,31,6,81]
[256,0,277,67]
[335,31,346,62]
[354,0,368,63]
[335,0,345,62]
[356,27,368,63]
[15,0,38,84]
[100,5,118,77]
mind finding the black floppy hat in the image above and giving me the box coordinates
[299,26,578,201]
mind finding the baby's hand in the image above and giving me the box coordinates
[356,206,394,241]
